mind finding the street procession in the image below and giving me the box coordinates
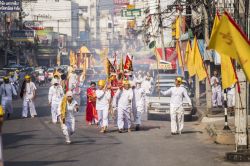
[0,0,250,166]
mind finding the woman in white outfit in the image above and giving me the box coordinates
[58,91,79,144]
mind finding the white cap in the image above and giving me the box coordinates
[66,91,73,97]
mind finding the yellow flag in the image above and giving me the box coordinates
[209,13,237,89]
[175,16,180,39]
[220,53,237,89]
[154,48,162,64]
[185,41,196,77]
[69,50,76,66]
[192,36,207,81]
[210,14,220,38]
[100,48,109,60]
[208,12,250,81]
[176,41,183,67]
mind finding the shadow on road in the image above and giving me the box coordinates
[3,131,37,147]
[5,160,78,166]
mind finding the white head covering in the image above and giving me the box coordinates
[66,91,73,97]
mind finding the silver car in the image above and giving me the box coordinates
[147,83,194,121]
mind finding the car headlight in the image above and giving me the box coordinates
[151,103,161,107]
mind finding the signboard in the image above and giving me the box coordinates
[0,0,21,12]
[24,21,44,30]
[121,9,141,18]
[150,63,172,70]
[113,0,129,5]
[11,30,35,42]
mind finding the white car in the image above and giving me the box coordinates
[147,81,194,121]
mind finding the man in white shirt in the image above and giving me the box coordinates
[161,77,192,135]
[211,70,222,107]
[58,91,79,144]
[133,79,146,131]
[96,80,111,133]
[0,77,17,119]
[21,75,37,118]
[113,80,133,133]
[48,79,64,124]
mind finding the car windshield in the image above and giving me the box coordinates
[157,75,178,80]
[152,86,172,97]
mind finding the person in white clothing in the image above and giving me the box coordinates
[113,80,133,133]
[133,79,146,131]
[0,77,17,119]
[48,80,64,123]
[142,76,152,95]
[21,75,37,118]
[227,85,235,116]
[68,70,78,91]
[96,80,111,133]
[161,77,192,135]
[58,91,79,144]
[211,70,222,107]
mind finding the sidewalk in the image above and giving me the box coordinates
[201,114,250,145]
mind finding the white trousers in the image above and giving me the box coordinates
[22,99,37,117]
[170,107,184,133]
[227,94,235,108]
[97,106,109,127]
[135,111,143,125]
[1,98,13,114]
[212,86,222,107]
[61,119,75,142]
[117,107,131,130]
[51,103,59,123]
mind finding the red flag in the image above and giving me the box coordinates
[124,55,133,71]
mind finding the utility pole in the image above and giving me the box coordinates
[202,2,212,112]
[158,0,166,61]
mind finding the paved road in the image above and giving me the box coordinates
[2,86,248,166]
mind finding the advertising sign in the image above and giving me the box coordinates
[0,0,21,12]
[11,30,35,42]
[24,21,44,30]
[113,0,129,5]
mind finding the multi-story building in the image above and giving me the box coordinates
[22,0,72,66]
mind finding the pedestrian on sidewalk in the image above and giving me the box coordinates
[113,80,133,133]
[48,79,64,124]
[161,77,192,135]
[20,75,37,118]
[58,91,79,144]
[133,79,146,131]
[211,70,223,107]
[95,80,111,133]
[0,77,17,119]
